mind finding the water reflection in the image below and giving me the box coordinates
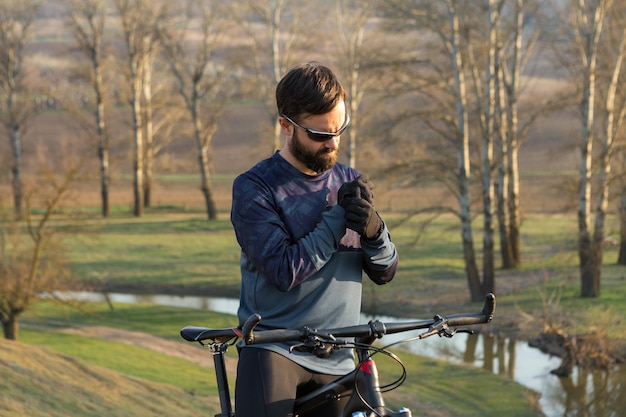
[456,334,625,417]
[390,329,624,417]
[59,292,624,417]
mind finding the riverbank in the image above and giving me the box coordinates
[48,288,623,417]
[29,211,625,416]
[19,301,543,417]
[52,209,624,358]
[97,272,625,382]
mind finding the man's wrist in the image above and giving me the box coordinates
[363,216,384,241]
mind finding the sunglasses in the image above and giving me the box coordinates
[282,113,350,142]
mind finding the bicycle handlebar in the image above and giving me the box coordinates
[242,293,495,345]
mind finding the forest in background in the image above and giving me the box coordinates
[2,0,625,307]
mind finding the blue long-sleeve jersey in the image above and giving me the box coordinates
[231,152,398,374]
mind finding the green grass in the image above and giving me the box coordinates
[18,304,239,415]
[63,214,241,297]
[20,301,540,416]
[42,210,626,342]
[8,211,626,416]
[390,357,538,417]
[20,330,216,395]
[24,301,236,340]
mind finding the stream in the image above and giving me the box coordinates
[62,291,625,417]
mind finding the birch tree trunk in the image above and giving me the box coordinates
[495,62,513,269]
[116,0,159,217]
[574,0,607,298]
[504,0,525,268]
[619,162,626,263]
[157,0,229,220]
[68,0,110,217]
[142,56,154,208]
[335,0,371,169]
[96,61,110,217]
[196,119,218,220]
[480,0,498,295]
[235,0,313,153]
[131,69,144,217]
[445,0,483,302]
[0,1,40,218]
[589,26,626,296]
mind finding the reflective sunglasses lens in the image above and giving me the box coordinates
[307,132,334,142]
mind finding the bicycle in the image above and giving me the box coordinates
[180,292,496,417]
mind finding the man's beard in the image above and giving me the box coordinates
[289,130,338,174]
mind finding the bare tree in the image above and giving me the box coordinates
[446,0,485,301]
[232,0,316,152]
[0,163,79,340]
[468,0,500,296]
[567,0,626,297]
[0,0,41,218]
[67,0,111,217]
[157,0,232,220]
[607,7,626,266]
[381,0,485,300]
[495,0,531,269]
[114,0,161,216]
[333,0,379,169]
[494,1,566,269]
[377,0,550,300]
[141,33,160,209]
[618,149,626,264]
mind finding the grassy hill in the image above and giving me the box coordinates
[10,300,543,417]
[0,338,219,417]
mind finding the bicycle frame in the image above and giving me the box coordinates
[197,335,404,417]
[194,336,404,417]
[181,293,495,417]
[293,335,410,417]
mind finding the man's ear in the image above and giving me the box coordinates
[278,116,293,138]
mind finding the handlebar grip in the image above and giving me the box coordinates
[242,313,262,344]
[482,293,496,322]
[241,313,306,345]
[247,328,307,344]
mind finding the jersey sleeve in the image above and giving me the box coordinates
[231,173,346,292]
[360,222,399,285]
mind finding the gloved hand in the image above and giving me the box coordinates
[337,175,374,207]
[343,188,384,240]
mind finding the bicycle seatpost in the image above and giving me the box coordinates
[212,343,235,417]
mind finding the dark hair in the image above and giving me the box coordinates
[276,62,345,120]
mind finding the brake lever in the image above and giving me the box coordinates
[420,314,477,339]
[289,328,337,354]
[290,341,314,353]
[418,315,445,339]
[307,329,336,342]
[289,337,336,359]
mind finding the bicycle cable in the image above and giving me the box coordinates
[349,342,408,417]
[347,322,470,416]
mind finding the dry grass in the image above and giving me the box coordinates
[0,338,219,417]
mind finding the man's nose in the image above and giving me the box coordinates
[325,135,340,150]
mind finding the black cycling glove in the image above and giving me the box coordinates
[338,175,374,206]
[343,192,384,240]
